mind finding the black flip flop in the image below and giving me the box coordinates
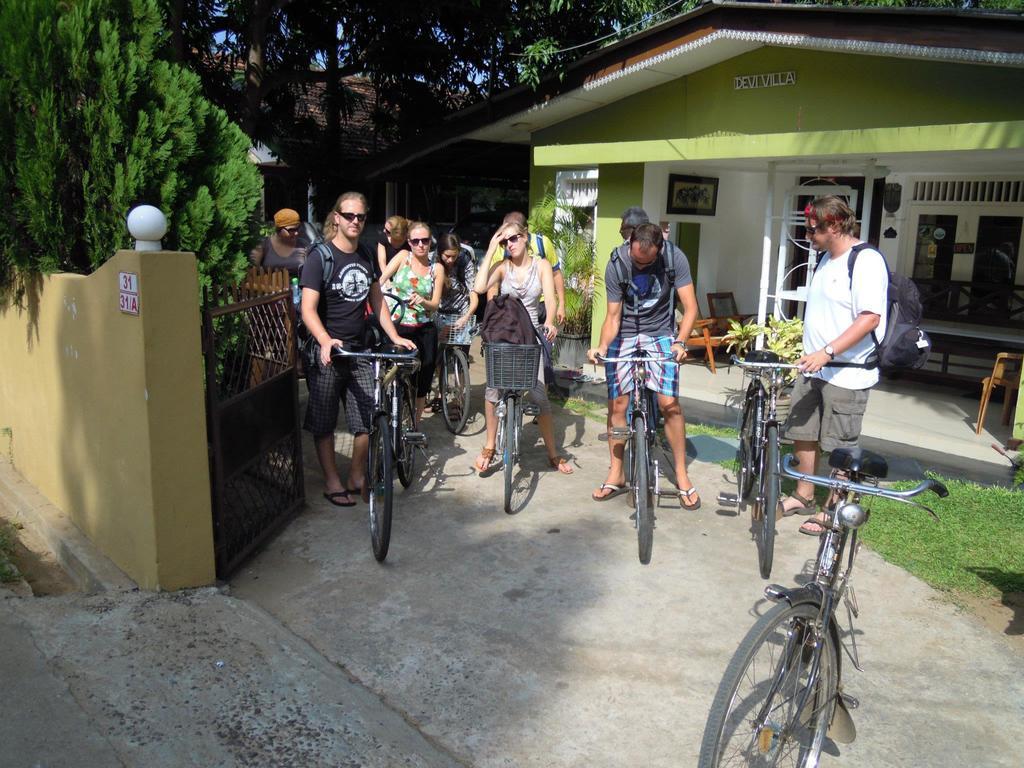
[678,487,702,510]
[592,483,628,502]
[323,490,355,507]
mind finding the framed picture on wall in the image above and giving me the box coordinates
[666,174,719,216]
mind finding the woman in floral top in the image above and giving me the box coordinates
[380,221,444,422]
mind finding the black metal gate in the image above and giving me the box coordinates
[202,278,304,578]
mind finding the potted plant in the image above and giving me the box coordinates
[724,316,804,420]
[528,193,600,369]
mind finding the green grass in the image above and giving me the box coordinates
[0,520,21,583]
[860,478,1024,600]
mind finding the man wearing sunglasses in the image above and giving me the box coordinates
[587,220,702,509]
[300,191,415,508]
[485,211,565,326]
[780,195,887,534]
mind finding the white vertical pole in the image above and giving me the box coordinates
[756,162,776,348]
[861,161,877,243]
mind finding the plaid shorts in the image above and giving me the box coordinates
[605,334,679,399]
[304,353,375,437]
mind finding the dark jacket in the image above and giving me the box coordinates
[480,294,538,345]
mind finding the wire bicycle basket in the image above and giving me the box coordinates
[435,313,476,345]
[484,343,541,391]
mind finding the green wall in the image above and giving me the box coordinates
[535,48,1024,147]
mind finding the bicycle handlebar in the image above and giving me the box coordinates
[330,345,418,362]
[596,352,675,364]
[731,355,803,371]
[781,454,948,517]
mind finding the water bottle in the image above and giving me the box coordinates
[291,277,300,307]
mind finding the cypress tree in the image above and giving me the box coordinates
[0,0,261,293]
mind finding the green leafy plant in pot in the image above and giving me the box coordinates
[724,315,804,420]
[528,193,601,368]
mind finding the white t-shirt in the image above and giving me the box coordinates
[803,245,888,390]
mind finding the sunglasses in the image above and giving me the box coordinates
[805,223,828,235]
[409,237,431,246]
[499,233,525,247]
[382,228,391,236]
[282,226,300,234]
[337,211,367,223]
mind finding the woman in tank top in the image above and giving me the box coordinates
[472,221,574,476]
[380,221,444,423]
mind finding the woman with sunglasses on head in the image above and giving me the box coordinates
[377,215,410,275]
[251,208,309,277]
[435,233,479,329]
[380,221,445,423]
[472,221,574,476]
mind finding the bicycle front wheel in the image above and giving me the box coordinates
[503,394,517,514]
[754,424,780,579]
[396,384,417,488]
[440,347,472,434]
[368,414,393,563]
[737,391,761,502]
[633,413,654,565]
[699,601,839,768]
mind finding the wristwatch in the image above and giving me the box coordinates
[824,344,836,359]
[671,340,686,349]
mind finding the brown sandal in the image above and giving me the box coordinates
[549,456,574,475]
[475,447,496,473]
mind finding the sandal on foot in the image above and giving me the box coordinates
[323,490,355,508]
[799,518,830,536]
[549,456,574,475]
[780,492,816,517]
[592,482,628,501]
[474,447,496,474]
[346,487,364,504]
[678,486,701,510]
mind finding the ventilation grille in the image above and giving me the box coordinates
[912,180,1024,204]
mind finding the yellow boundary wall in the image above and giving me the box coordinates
[0,250,214,589]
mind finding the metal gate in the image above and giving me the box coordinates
[202,271,304,578]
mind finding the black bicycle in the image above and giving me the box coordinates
[484,341,542,515]
[723,352,800,579]
[435,312,478,434]
[597,349,674,565]
[331,297,426,562]
[700,448,947,768]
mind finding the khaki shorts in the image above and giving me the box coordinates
[783,376,870,453]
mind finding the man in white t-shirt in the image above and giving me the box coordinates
[781,195,889,534]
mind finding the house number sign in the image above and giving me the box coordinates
[734,71,796,90]
[119,271,140,315]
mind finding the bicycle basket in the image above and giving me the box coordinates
[436,313,476,345]
[484,343,541,391]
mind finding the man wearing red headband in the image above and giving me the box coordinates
[780,195,889,534]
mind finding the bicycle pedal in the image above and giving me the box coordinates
[522,404,540,416]
[717,492,739,507]
[403,431,428,447]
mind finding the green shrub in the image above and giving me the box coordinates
[0,0,261,294]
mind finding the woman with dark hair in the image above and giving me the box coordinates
[380,221,445,423]
[435,232,478,328]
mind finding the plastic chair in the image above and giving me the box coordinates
[975,352,1022,435]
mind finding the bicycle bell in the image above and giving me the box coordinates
[836,501,868,529]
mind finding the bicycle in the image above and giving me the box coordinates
[435,312,478,434]
[597,349,675,565]
[699,447,947,768]
[484,341,543,515]
[719,351,801,580]
[330,296,426,562]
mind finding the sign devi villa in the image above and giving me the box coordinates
[734,71,796,90]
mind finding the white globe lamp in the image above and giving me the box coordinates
[127,205,168,251]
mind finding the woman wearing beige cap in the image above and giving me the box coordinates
[251,208,308,277]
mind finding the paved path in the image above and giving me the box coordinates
[232,393,1024,768]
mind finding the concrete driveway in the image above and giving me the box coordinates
[232,384,1023,767]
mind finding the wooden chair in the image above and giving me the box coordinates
[706,292,754,335]
[685,317,723,373]
[976,352,1022,435]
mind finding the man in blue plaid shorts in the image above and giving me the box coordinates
[300,191,415,508]
[587,219,701,509]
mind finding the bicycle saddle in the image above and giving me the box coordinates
[744,349,781,364]
[828,447,888,479]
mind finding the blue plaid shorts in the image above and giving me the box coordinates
[605,335,679,399]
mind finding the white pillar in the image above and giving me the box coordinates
[756,162,776,347]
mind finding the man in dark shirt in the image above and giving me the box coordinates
[300,191,414,507]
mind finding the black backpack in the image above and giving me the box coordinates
[609,242,676,334]
[845,243,931,371]
[296,240,336,343]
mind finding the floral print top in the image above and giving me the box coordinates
[388,253,435,326]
